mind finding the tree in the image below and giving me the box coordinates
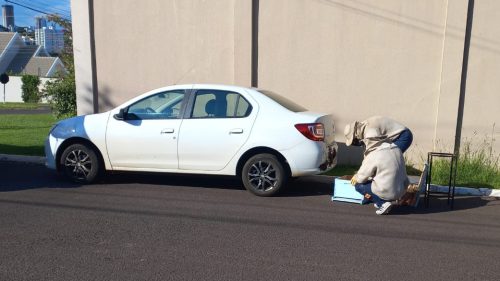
[47,14,74,73]
[43,14,76,118]
[44,74,76,118]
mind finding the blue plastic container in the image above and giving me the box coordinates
[331,178,367,204]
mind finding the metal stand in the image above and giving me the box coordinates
[425,152,457,209]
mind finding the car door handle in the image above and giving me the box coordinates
[161,128,175,134]
[229,128,244,134]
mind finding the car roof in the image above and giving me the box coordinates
[116,84,261,108]
[191,84,254,92]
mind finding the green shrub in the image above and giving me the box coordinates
[43,72,76,118]
[21,74,41,103]
[430,139,500,189]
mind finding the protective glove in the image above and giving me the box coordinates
[350,175,358,186]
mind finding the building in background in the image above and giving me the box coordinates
[0,32,66,77]
[1,4,15,31]
[34,16,64,54]
[35,16,46,29]
[21,34,35,45]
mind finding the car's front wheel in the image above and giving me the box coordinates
[60,143,100,183]
[241,153,286,196]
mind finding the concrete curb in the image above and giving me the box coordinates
[428,184,500,198]
[0,154,45,165]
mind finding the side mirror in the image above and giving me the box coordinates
[114,108,127,120]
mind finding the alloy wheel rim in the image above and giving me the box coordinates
[64,149,92,179]
[248,160,278,192]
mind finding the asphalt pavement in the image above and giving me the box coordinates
[0,105,51,115]
[1,161,500,281]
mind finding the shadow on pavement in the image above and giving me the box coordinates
[390,196,495,214]
[0,160,496,214]
[0,161,81,191]
[0,160,331,197]
[0,161,242,192]
[102,171,244,191]
[280,176,333,197]
[101,173,335,197]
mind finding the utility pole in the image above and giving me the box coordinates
[251,0,259,88]
[454,0,475,156]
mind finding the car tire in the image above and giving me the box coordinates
[60,143,100,184]
[241,153,286,196]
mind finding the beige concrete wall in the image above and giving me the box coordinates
[258,0,450,164]
[71,0,500,165]
[92,0,244,111]
[234,0,253,87]
[433,0,500,158]
[434,0,469,155]
[71,0,95,115]
[460,0,500,154]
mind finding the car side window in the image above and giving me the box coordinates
[128,90,185,120]
[191,90,252,118]
[228,93,251,117]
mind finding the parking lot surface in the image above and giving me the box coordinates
[1,161,500,280]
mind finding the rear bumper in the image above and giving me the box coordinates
[280,141,338,177]
[319,144,338,171]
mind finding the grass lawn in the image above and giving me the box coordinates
[429,141,500,189]
[323,165,359,177]
[325,159,499,189]
[0,114,59,156]
[0,102,45,110]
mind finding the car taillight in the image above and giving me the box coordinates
[295,123,325,141]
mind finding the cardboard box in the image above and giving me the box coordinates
[331,178,366,204]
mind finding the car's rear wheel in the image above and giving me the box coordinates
[60,143,100,183]
[241,153,286,196]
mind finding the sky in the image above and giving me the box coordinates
[2,0,71,27]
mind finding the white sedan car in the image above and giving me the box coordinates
[45,84,337,196]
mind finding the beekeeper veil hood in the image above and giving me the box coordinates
[344,121,359,146]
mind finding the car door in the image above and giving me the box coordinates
[106,90,187,170]
[177,89,256,171]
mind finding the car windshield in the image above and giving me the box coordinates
[259,90,308,112]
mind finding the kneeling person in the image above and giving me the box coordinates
[351,142,409,215]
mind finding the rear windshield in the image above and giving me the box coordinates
[259,90,308,112]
